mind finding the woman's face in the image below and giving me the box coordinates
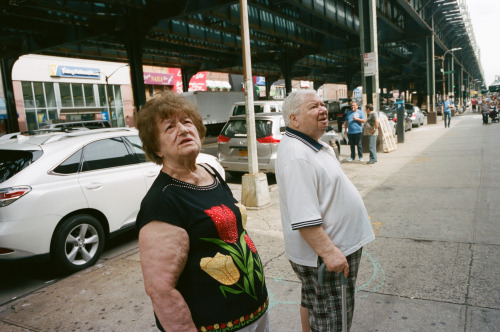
[155,113,201,163]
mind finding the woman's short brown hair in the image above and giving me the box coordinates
[136,91,206,165]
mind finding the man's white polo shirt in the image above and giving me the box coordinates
[276,127,375,267]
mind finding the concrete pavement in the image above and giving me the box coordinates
[1,112,499,331]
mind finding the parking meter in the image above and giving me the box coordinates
[396,99,405,143]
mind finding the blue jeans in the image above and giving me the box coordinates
[367,135,377,162]
[347,133,363,159]
[444,112,451,127]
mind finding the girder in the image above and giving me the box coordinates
[0,0,485,89]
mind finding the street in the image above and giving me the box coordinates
[1,113,499,331]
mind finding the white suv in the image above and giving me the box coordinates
[0,128,223,273]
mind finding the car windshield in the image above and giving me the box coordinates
[232,105,265,115]
[221,120,273,138]
[0,150,43,183]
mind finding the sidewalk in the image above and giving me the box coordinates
[1,112,499,331]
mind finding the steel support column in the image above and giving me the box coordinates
[181,68,199,92]
[426,33,436,123]
[281,55,294,96]
[1,57,19,133]
[124,15,147,113]
[457,65,463,109]
[358,0,380,112]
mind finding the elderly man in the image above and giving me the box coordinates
[276,90,375,332]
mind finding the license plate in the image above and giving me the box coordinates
[238,150,248,157]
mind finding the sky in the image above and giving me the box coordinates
[466,0,500,87]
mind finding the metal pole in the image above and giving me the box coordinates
[442,56,446,121]
[240,0,258,175]
[106,76,113,127]
[104,64,129,127]
[239,0,269,207]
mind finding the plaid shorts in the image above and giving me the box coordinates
[290,248,363,332]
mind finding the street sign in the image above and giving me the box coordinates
[363,52,377,77]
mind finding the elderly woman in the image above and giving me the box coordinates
[136,92,269,332]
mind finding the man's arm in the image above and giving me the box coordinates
[371,118,380,134]
[355,113,366,124]
[298,225,349,278]
[139,221,197,331]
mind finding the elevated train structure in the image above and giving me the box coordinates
[0,0,485,132]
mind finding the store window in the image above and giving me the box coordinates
[98,85,107,107]
[21,81,125,130]
[59,83,73,107]
[21,81,58,131]
[84,84,95,107]
[72,84,84,107]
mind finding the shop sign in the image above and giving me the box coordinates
[189,72,207,91]
[256,76,266,86]
[50,65,100,78]
[143,72,174,85]
[363,52,377,77]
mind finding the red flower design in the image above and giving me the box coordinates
[233,319,239,325]
[245,315,250,321]
[221,323,226,328]
[244,234,257,253]
[207,326,213,331]
[205,204,238,243]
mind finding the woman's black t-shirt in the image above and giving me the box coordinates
[136,165,268,331]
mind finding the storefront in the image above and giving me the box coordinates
[9,55,234,132]
[12,55,134,132]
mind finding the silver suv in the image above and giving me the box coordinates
[231,100,283,116]
[217,113,340,175]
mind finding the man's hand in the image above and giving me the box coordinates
[322,246,349,278]
[298,225,350,279]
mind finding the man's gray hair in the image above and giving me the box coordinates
[282,89,318,126]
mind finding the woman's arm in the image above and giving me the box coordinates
[139,221,197,331]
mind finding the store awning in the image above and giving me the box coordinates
[206,80,232,90]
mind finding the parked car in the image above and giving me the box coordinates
[405,104,425,127]
[323,99,341,121]
[217,113,340,175]
[384,106,412,133]
[0,128,223,273]
[231,100,283,116]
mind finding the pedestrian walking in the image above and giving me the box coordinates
[364,104,379,164]
[481,98,490,125]
[489,100,498,123]
[471,97,477,112]
[276,90,375,332]
[343,101,366,161]
[135,92,269,332]
[443,95,453,128]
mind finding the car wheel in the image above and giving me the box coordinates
[51,214,105,273]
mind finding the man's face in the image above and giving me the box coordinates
[289,94,328,141]
[351,103,358,110]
